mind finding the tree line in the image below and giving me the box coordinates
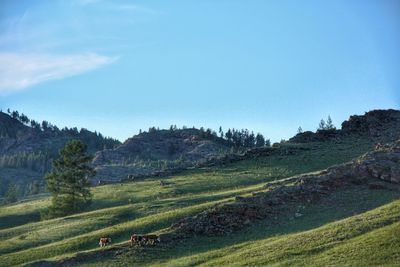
[1,109,120,150]
[297,115,336,134]
[0,151,50,172]
[144,125,270,148]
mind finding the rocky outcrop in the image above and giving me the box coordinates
[289,109,400,143]
[93,129,229,165]
[92,129,231,181]
[289,129,340,143]
[342,109,400,135]
[354,140,400,184]
[172,140,400,236]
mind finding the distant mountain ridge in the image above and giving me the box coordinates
[1,108,399,199]
[0,111,119,155]
[0,111,120,197]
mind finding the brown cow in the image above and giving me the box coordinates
[143,234,161,245]
[99,237,111,247]
[130,234,140,246]
[130,234,160,246]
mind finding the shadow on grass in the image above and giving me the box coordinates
[109,185,400,265]
[0,212,41,230]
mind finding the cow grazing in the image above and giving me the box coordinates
[99,237,111,247]
[144,234,161,245]
[130,234,160,246]
[130,234,139,246]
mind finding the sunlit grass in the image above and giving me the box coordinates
[0,136,384,266]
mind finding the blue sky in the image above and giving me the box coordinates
[0,0,399,142]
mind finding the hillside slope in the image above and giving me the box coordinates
[92,128,232,182]
[0,111,120,197]
[1,109,399,266]
[0,134,398,266]
[32,139,400,266]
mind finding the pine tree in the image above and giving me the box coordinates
[326,115,335,130]
[265,139,271,147]
[225,129,232,142]
[44,140,95,218]
[255,133,265,147]
[297,126,303,134]
[318,119,326,130]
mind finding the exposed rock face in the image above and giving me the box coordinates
[289,109,400,143]
[172,140,400,236]
[93,129,228,165]
[289,129,340,143]
[342,109,400,135]
[92,129,231,181]
[354,140,400,184]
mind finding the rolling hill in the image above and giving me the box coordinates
[0,109,399,266]
[0,111,120,198]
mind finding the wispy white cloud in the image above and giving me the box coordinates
[0,53,117,95]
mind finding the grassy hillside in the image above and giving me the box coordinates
[0,111,120,199]
[1,136,398,266]
[149,197,400,267]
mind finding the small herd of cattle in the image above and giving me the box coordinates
[99,234,161,247]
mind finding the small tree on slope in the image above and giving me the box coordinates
[44,140,95,219]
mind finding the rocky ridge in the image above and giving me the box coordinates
[289,109,400,143]
[92,129,231,182]
[171,140,400,236]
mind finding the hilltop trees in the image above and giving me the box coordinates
[255,133,266,147]
[1,109,120,150]
[326,116,335,130]
[297,126,303,134]
[318,115,335,130]
[44,140,95,218]
[223,128,269,148]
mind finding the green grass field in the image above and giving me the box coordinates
[1,136,399,266]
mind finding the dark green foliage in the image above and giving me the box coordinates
[168,142,178,156]
[318,115,335,130]
[318,119,326,130]
[255,133,265,147]
[1,110,120,150]
[298,126,303,134]
[44,140,95,219]
[140,125,269,149]
[4,183,18,204]
[28,180,40,195]
[326,115,335,129]
[0,152,50,172]
[265,139,271,147]
[224,128,268,148]
[0,110,120,199]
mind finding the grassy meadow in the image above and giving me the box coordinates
[1,136,399,266]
